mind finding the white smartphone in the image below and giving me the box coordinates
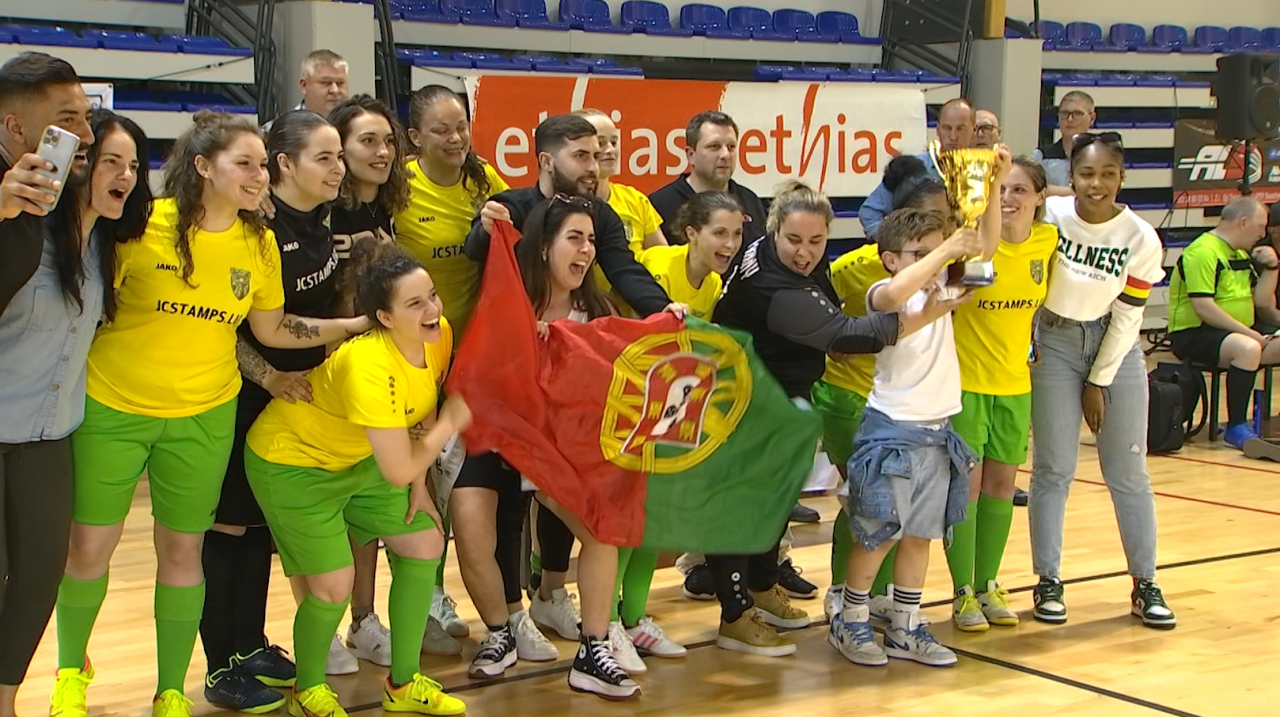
[34,125,80,211]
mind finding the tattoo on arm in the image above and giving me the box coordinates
[283,317,321,341]
[236,334,274,386]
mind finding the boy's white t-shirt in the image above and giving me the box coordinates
[864,278,963,422]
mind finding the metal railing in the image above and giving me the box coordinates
[878,0,976,93]
[371,0,401,113]
[185,0,278,118]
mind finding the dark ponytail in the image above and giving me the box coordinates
[883,154,946,211]
[408,85,491,206]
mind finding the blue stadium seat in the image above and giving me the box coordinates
[400,0,460,23]
[1040,71,1063,85]
[1263,27,1280,50]
[815,10,853,38]
[780,66,830,81]
[1095,114,1135,128]
[620,1,693,36]
[1033,19,1065,49]
[1061,21,1103,52]
[1060,72,1100,86]
[403,49,471,68]
[754,64,792,80]
[874,68,921,83]
[682,4,741,37]
[532,59,589,72]
[113,89,183,112]
[568,57,644,75]
[1228,26,1262,51]
[774,9,836,43]
[161,34,252,56]
[1185,25,1228,53]
[1096,73,1136,86]
[452,51,526,69]
[172,91,255,114]
[3,25,98,48]
[1135,74,1176,87]
[1107,23,1145,51]
[831,67,876,82]
[442,0,517,26]
[496,0,569,30]
[81,30,180,52]
[729,6,787,41]
[1147,24,1188,51]
[559,0,632,33]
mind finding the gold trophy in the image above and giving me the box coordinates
[928,140,997,287]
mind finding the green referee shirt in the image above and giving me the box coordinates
[1167,231,1256,333]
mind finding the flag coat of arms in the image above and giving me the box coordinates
[446,221,821,554]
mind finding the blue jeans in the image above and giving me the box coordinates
[1029,311,1158,580]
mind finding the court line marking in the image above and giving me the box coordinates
[344,545,1280,714]
[1015,465,1280,518]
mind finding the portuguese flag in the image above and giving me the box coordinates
[446,221,821,554]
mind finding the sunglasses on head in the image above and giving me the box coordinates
[1071,131,1124,152]
[550,193,594,209]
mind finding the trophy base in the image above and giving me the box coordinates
[947,261,996,287]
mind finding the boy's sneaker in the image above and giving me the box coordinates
[828,606,888,667]
[869,586,930,626]
[681,563,716,601]
[234,644,296,687]
[952,585,990,632]
[430,592,470,639]
[324,634,358,676]
[750,585,811,629]
[824,586,843,623]
[152,690,194,717]
[883,611,957,667]
[289,684,346,717]
[422,617,462,656]
[627,617,687,658]
[1032,577,1068,624]
[568,635,640,701]
[1224,422,1259,450]
[468,628,518,678]
[204,667,286,714]
[510,610,559,662]
[530,588,581,640]
[50,660,94,717]
[1131,580,1177,629]
[716,610,797,657]
[347,613,392,666]
[607,621,647,674]
[777,559,818,599]
[382,674,466,716]
[977,580,1019,626]
[1242,436,1280,461]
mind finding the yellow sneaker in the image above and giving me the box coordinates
[289,684,348,717]
[750,585,811,629]
[952,586,991,633]
[151,690,194,717]
[382,674,466,716]
[49,660,94,717]
[978,581,1020,627]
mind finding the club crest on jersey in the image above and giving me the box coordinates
[601,326,752,474]
[230,268,251,300]
[1030,258,1044,285]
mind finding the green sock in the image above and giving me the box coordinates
[56,573,109,670]
[155,581,206,695]
[611,548,633,623]
[831,509,852,585]
[620,549,658,628]
[295,593,349,691]
[436,514,451,588]
[871,545,896,597]
[974,494,1016,590]
[945,500,980,594]
[387,552,439,687]
[529,550,542,578]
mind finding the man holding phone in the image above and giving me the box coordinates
[0,51,94,314]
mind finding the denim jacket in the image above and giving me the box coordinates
[846,407,976,550]
[0,229,104,443]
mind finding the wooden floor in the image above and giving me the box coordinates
[15,368,1280,717]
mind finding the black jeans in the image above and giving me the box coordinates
[707,539,782,624]
[199,527,273,672]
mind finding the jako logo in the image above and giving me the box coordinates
[1177,144,1264,183]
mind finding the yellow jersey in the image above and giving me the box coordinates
[637,244,721,321]
[820,244,890,398]
[86,198,285,418]
[246,322,453,471]
[395,160,508,334]
[954,222,1058,396]
[592,182,663,299]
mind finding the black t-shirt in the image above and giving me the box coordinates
[330,200,395,263]
[648,175,769,246]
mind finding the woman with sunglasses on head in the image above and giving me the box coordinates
[52,111,370,717]
[1028,132,1175,629]
[0,109,148,717]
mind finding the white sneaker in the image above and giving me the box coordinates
[530,588,581,640]
[325,633,358,675]
[431,591,470,638]
[883,610,957,667]
[869,586,930,626]
[346,613,392,666]
[829,605,888,667]
[607,621,647,674]
[627,617,687,658]
[824,586,843,623]
[509,610,558,662]
[422,615,462,656]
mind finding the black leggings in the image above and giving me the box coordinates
[199,527,273,672]
[0,439,73,686]
[708,540,782,624]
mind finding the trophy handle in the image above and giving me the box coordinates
[927,140,942,175]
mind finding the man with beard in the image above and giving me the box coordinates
[649,111,767,246]
[0,51,94,314]
[465,113,672,316]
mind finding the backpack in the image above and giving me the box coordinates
[1146,362,1203,454]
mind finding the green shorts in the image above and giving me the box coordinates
[950,391,1032,465]
[71,396,237,534]
[811,380,868,470]
[244,448,436,577]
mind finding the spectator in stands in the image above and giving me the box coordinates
[858,98,975,238]
[974,110,1002,148]
[263,50,350,130]
[1166,196,1280,455]
[1036,90,1095,194]
[648,111,767,246]
[0,108,147,717]
[465,114,674,317]
[0,52,94,315]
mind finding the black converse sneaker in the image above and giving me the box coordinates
[568,635,640,700]
[1131,580,1177,629]
[1032,577,1067,624]
[468,627,518,678]
[778,559,819,600]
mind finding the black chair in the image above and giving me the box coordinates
[1184,360,1277,441]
